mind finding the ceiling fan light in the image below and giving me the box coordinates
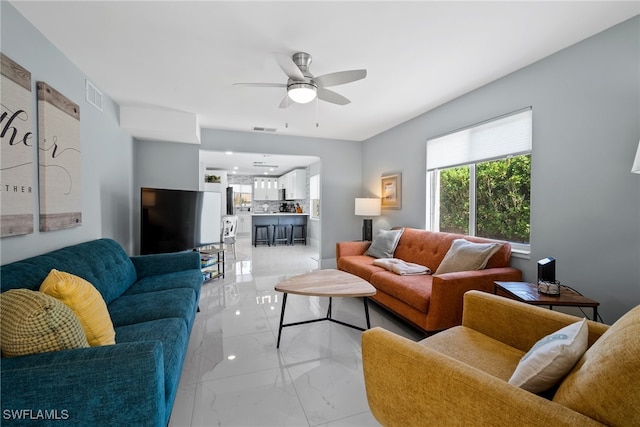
[287,83,317,104]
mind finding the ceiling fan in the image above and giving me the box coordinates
[233,52,366,108]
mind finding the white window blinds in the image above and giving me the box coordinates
[310,174,319,199]
[426,108,532,171]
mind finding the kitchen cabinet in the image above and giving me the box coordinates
[236,213,251,235]
[279,169,306,200]
[253,177,279,200]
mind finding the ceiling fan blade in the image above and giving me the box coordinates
[317,88,350,105]
[278,95,292,109]
[233,82,286,88]
[275,53,305,81]
[315,69,367,87]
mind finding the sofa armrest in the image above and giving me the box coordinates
[335,241,371,258]
[1,342,166,427]
[131,251,201,279]
[425,267,522,330]
[462,290,609,352]
[362,327,604,427]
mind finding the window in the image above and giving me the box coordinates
[230,184,252,210]
[309,174,320,219]
[426,108,532,253]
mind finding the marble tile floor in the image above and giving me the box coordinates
[169,236,423,427]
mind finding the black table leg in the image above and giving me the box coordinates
[364,297,371,329]
[276,295,372,348]
[276,293,288,349]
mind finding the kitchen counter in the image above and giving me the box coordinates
[252,213,308,229]
[251,212,308,216]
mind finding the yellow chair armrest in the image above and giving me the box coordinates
[462,291,608,352]
[362,327,604,427]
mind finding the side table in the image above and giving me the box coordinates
[494,281,599,321]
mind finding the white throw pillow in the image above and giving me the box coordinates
[434,239,501,274]
[509,318,588,393]
[365,229,404,258]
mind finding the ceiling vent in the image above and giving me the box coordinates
[253,126,277,133]
[253,162,279,168]
[85,79,103,111]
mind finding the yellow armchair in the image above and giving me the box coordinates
[363,290,639,426]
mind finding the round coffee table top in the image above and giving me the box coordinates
[275,269,376,297]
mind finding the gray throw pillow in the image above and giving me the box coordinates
[435,238,502,274]
[366,228,404,258]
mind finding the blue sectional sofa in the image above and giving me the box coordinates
[0,238,203,427]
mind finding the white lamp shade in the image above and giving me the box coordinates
[355,198,381,216]
[632,140,640,174]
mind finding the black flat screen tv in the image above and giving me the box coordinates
[141,187,221,255]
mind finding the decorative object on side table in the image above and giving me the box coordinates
[354,198,381,241]
[537,256,560,295]
[381,173,401,209]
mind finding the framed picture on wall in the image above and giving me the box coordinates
[381,173,401,210]
[1,53,35,237]
[37,81,82,231]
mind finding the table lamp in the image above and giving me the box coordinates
[355,198,381,241]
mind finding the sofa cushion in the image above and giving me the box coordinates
[370,272,432,313]
[421,325,524,381]
[337,255,386,282]
[366,228,404,258]
[553,305,640,426]
[108,288,197,330]
[40,269,116,346]
[0,289,89,357]
[435,239,502,274]
[509,318,588,393]
[124,269,203,299]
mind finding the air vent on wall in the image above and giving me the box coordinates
[85,79,103,111]
[253,126,277,132]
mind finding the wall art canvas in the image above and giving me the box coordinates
[1,53,34,237]
[37,81,82,231]
[381,173,402,210]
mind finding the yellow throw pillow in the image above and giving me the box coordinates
[40,269,115,346]
[0,289,89,357]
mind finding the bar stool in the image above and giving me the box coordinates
[291,224,307,245]
[254,224,271,247]
[272,224,290,246]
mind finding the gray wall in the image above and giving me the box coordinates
[1,2,134,264]
[362,16,640,323]
[198,129,362,266]
[131,138,201,254]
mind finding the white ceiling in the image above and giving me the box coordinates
[11,1,639,173]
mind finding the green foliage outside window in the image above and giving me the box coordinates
[439,166,469,235]
[439,155,530,244]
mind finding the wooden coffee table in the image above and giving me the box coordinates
[274,269,377,348]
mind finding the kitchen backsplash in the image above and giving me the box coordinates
[229,174,310,214]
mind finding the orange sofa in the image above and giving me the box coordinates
[336,228,522,332]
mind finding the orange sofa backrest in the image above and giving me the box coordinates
[392,228,512,271]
